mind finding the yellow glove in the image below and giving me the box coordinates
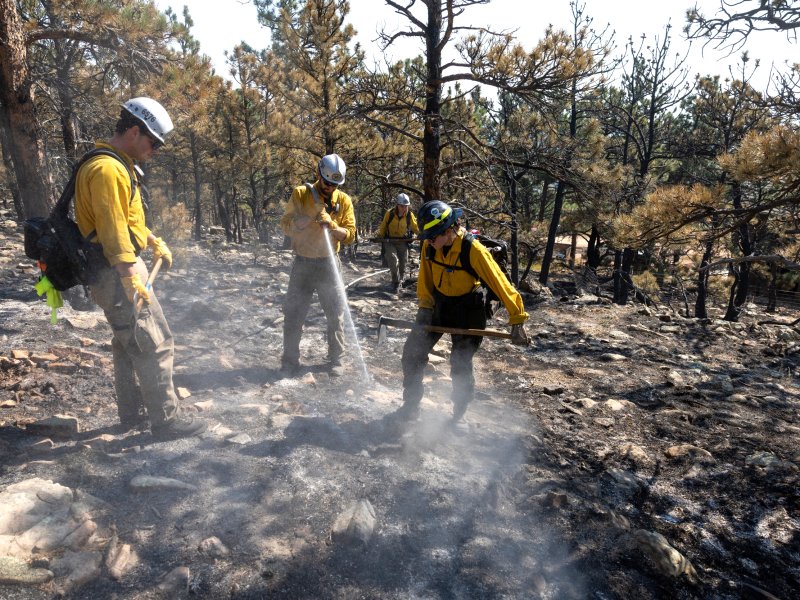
[316,211,334,228]
[120,274,150,305]
[150,236,172,269]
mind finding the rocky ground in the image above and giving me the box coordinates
[0,208,798,599]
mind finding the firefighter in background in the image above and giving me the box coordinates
[279,154,356,377]
[377,193,419,293]
[75,97,206,440]
[394,200,530,426]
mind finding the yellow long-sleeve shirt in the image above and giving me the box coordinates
[377,207,419,239]
[417,228,528,325]
[75,142,150,266]
[280,182,356,258]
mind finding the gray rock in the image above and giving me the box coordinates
[225,433,252,445]
[105,534,137,580]
[331,499,376,547]
[0,556,54,584]
[129,475,199,492]
[25,415,80,438]
[626,529,699,584]
[199,536,230,558]
[157,565,190,594]
[51,550,102,591]
[599,353,627,362]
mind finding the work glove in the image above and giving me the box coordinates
[120,274,150,305]
[415,307,433,326]
[316,210,334,229]
[149,236,172,269]
[511,323,529,346]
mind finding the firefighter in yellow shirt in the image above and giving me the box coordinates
[279,154,356,376]
[394,200,529,426]
[377,193,419,293]
[75,97,206,440]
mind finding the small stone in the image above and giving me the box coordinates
[0,399,17,408]
[157,566,190,594]
[0,556,53,584]
[665,444,713,461]
[544,490,568,508]
[659,325,681,334]
[105,539,137,580]
[301,372,316,386]
[51,550,102,591]
[47,361,79,374]
[225,433,252,445]
[605,399,633,411]
[626,529,698,584]
[666,371,685,386]
[619,442,650,465]
[176,387,192,399]
[129,475,198,492]
[331,499,376,547]
[193,399,214,411]
[594,417,614,428]
[599,353,627,362]
[29,352,59,364]
[270,394,285,402]
[11,349,30,359]
[198,536,230,558]
[26,415,80,438]
[575,398,597,409]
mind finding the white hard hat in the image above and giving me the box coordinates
[319,153,346,185]
[122,97,174,144]
[395,193,410,206]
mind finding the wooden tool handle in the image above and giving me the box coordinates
[135,257,163,313]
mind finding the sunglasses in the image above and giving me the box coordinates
[139,126,163,150]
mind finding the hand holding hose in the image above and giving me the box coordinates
[316,210,334,229]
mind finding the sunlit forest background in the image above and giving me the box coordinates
[1,0,799,319]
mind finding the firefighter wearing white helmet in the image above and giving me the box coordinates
[121,97,174,145]
[377,192,419,293]
[390,200,529,430]
[279,154,357,377]
[73,96,206,439]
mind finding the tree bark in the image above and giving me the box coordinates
[695,237,713,319]
[0,0,53,218]
[421,1,442,201]
[539,180,565,285]
[724,183,751,322]
[190,132,203,241]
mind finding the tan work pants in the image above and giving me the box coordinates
[90,258,179,427]
[281,255,345,366]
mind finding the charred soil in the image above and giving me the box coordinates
[1,215,798,599]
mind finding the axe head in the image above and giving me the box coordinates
[377,315,388,345]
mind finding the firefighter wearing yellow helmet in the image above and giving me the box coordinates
[393,200,529,427]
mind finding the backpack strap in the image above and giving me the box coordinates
[425,232,478,279]
[459,232,479,280]
[306,182,339,214]
[52,148,139,250]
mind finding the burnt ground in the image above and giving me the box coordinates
[1,211,799,599]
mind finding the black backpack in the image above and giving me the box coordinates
[426,232,513,317]
[24,149,136,291]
